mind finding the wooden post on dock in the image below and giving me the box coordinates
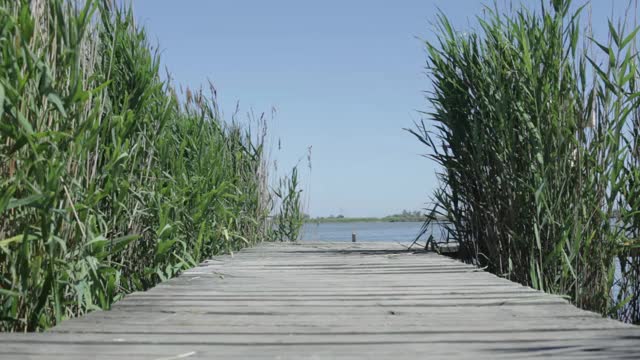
[352,232,356,242]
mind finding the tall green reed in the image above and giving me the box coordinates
[272,166,305,241]
[0,0,302,331]
[411,0,640,322]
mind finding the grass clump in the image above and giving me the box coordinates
[412,0,640,322]
[0,0,302,331]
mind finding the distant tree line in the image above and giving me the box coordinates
[307,210,448,223]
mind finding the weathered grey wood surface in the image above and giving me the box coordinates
[1,242,639,359]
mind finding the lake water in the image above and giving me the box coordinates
[301,221,446,243]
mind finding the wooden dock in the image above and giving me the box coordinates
[1,242,639,359]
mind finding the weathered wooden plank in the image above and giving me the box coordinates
[50,314,631,333]
[2,342,637,360]
[0,241,638,359]
[2,329,640,344]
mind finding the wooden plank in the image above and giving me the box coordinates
[0,241,638,359]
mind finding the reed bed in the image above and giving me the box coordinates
[0,0,303,331]
[412,0,640,323]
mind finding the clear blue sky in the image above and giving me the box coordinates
[131,0,634,218]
